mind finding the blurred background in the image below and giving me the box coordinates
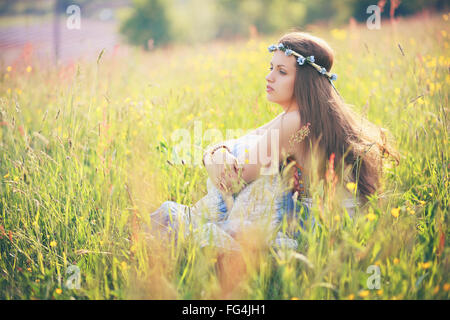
[0,0,448,66]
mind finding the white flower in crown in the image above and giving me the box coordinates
[297,56,305,65]
[268,44,277,52]
[306,55,315,63]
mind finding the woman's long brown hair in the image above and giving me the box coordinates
[278,32,400,205]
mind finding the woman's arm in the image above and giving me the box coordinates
[204,147,239,190]
[203,111,299,196]
[230,111,302,189]
[204,148,240,210]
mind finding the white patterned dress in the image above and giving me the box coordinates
[149,134,360,251]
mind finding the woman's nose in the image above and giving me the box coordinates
[265,72,274,82]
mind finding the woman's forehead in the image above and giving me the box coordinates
[270,51,297,69]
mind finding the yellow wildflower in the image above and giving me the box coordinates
[346,182,357,193]
[50,240,57,248]
[331,28,347,40]
[433,285,439,294]
[377,289,383,296]
[393,258,400,265]
[359,290,370,298]
[391,207,400,218]
[421,261,432,269]
[291,297,300,300]
[347,294,355,300]
[366,212,376,221]
[55,288,62,295]
[7,66,12,72]
[443,283,450,291]
[26,66,32,73]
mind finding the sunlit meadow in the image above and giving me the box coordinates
[0,13,449,300]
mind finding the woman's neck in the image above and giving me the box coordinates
[282,100,299,114]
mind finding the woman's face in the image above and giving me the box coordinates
[266,50,297,109]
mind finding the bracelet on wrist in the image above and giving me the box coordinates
[202,145,232,166]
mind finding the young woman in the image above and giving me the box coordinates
[148,32,399,251]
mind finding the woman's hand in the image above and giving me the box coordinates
[205,148,244,195]
[210,149,238,192]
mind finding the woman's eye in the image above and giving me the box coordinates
[269,67,286,75]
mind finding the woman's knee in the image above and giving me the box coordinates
[150,201,176,224]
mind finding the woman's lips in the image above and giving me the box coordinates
[266,85,274,92]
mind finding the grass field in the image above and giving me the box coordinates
[0,12,449,300]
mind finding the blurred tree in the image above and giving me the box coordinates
[266,0,306,32]
[167,0,217,44]
[302,0,337,25]
[214,0,248,38]
[215,0,307,38]
[119,0,171,49]
[0,0,15,16]
[351,0,448,22]
[117,0,448,47]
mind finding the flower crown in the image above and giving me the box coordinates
[268,43,338,86]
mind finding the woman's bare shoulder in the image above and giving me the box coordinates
[275,111,304,159]
[249,112,285,136]
[279,110,302,136]
[257,110,302,146]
